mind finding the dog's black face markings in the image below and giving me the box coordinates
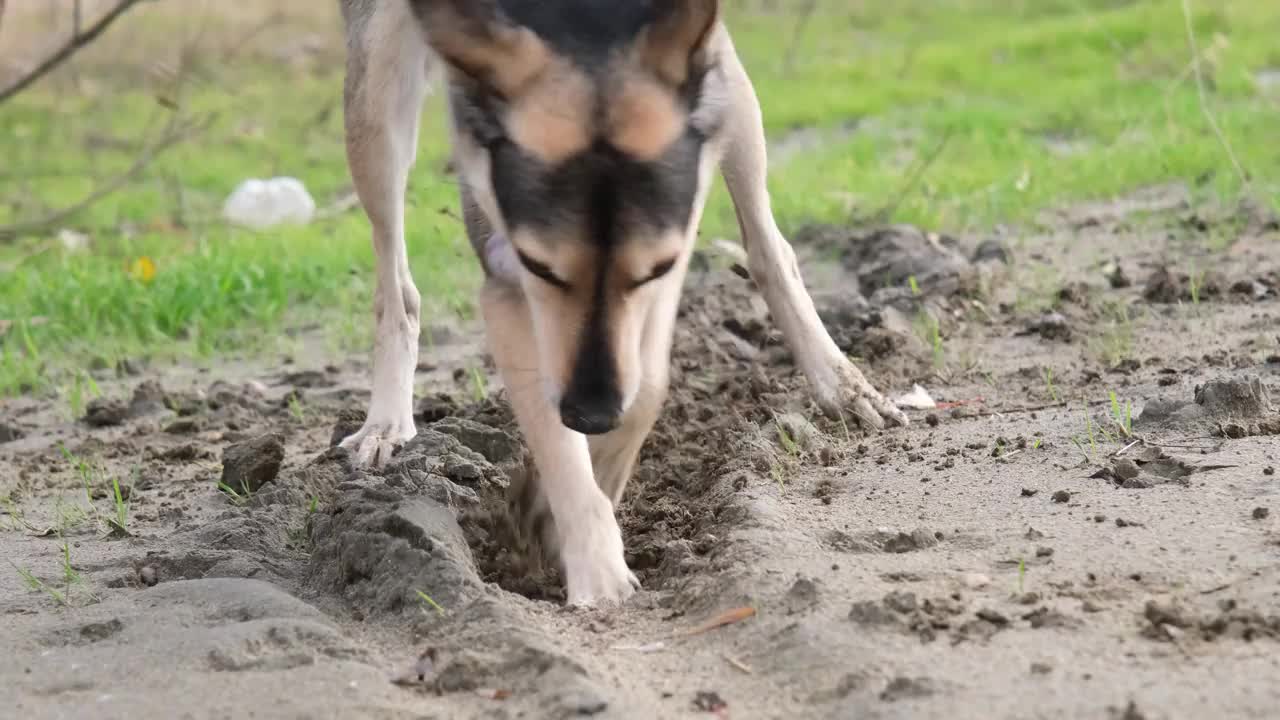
[453,67,713,245]
[497,0,654,65]
[491,135,706,242]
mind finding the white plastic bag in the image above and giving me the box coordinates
[222,177,316,229]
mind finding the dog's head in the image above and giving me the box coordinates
[413,0,726,434]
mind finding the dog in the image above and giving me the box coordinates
[337,0,908,606]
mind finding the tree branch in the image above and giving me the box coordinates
[0,113,212,242]
[0,0,147,105]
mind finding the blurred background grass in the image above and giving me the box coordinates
[1,0,1277,397]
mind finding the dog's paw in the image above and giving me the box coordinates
[813,357,909,431]
[559,499,639,607]
[339,419,416,468]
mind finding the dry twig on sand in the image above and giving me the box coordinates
[677,606,757,638]
[0,0,148,105]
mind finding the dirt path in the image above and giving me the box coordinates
[2,187,1279,719]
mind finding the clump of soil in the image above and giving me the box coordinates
[0,421,24,443]
[1142,598,1280,643]
[83,397,129,427]
[220,433,286,494]
[1089,444,1231,489]
[1142,266,1225,304]
[1137,375,1279,437]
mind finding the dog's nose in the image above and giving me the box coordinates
[559,395,621,435]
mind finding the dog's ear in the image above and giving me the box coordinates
[409,0,549,96]
[638,0,719,86]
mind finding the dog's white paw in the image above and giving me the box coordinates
[340,419,417,468]
[812,356,909,431]
[559,499,639,607]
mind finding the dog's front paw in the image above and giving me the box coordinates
[339,418,417,468]
[813,357,909,432]
[559,500,639,607]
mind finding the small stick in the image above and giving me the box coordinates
[0,0,147,104]
[676,606,756,638]
[1180,0,1248,187]
[723,653,754,674]
[0,113,211,241]
[1112,440,1142,458]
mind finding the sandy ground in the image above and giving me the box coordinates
[2,186,1279,720]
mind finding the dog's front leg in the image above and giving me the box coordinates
[716,36,907,431]
[482,282,639,606]
[338,3,430,467]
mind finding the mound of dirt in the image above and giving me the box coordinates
[1136,376,1280,436]
[797,224,997,299]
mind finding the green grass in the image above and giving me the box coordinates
[108,474,130,536]
[11,561,69,607]
[1109,390,1134,437]
[10,539,95,607]
[2,0,1279,393]
[416,589,446,617]
[1043,366,1059,403]
[217,480,251,505]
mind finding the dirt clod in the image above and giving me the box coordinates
[849,600,899,626]
[1051,490,1071,503]
[1253,507,1270,520]
[219,433,286,494]
[1019,312,1072,341]
[692,690,727,712]
[0,421,24,443]
[129,380,169,417]
[84,397,129,427]
[976,608,1010,626]
[1138,376,1276,435]
[328,408,365,447]
[883,591,919,614]
[1112,700,1149,720]
[880,676,935,702]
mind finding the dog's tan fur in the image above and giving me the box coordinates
[338,0,908,606]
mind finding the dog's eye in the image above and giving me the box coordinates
[516,250,569,290]
[632,257,678,288]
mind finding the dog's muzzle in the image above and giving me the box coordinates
[559,393,621,435]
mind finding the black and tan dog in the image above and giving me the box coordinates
[337,0,907,606]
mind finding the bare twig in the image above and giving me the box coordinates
[1112,439,1142,458]
[782,0,819,75]
[0,0,147,105]
[722,653,754,674]
[0,113,212,241]
[863,127,955,225]
[1180,0,1247,186]
[676,606,756,638]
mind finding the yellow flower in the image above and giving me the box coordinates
[129,256,156,283]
